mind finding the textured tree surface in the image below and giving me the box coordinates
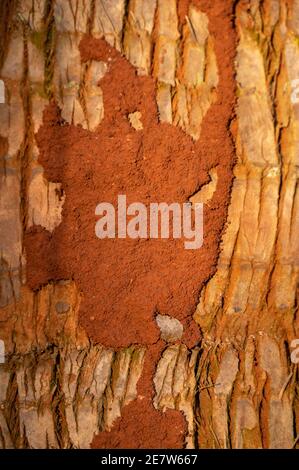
[0,0,298,449]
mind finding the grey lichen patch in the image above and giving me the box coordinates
[155,314,183,342]
[55,301,70,314]
[128,111,143,131]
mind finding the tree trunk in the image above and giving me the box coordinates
[0,0,298,449]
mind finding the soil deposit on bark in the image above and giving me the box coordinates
[24,0,236,448]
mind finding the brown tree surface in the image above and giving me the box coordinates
[0,0,298,449]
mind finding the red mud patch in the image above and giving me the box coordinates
[25,30,234,349]
[24,0,236,450]
[92,398,186,449]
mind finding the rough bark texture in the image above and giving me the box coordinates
[0,0,298,449]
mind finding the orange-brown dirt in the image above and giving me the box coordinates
[24,0,236,448]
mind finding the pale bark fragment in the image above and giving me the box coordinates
[156,83,173,123]
[128,111,143,130]
[153,345,199,449]
[27,168,65,232]
[122,348,146,406]
[25,4,67,233]
[104,349,134,429]
[28,40,45,83]
[0,366,13,448]
[92,0,126,50]
[153,0,179,124]
[259,335,294,448]
[123,0,157,75]
[72,346,113,448]
[54,6,107,131]
[194,165,246,322]
[184,9,209,85]
[288,0,299,33]
[2,85,25,160]
[172,6,218,139]
[270,37,299,311]
[189,168,218,206]
[212,348,239,448]
[54,0,91,34]
[0,171,22,307]
[16,356,58,448]
[0,14,25,311]
[0,80,24,309]
[232,337,261,449]
[82,60,106,130]
[63,349,88,447]
[18,0,46,30]
[53,33,86,126]
[234,398,258,449]
[1,36,24,81]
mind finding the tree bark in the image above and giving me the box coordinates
[0,0,298,449]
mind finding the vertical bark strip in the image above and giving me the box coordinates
[194,0,299,449]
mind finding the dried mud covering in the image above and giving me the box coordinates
[24,11,235,350]
[92,400,186,449]
[23,0,236,449]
